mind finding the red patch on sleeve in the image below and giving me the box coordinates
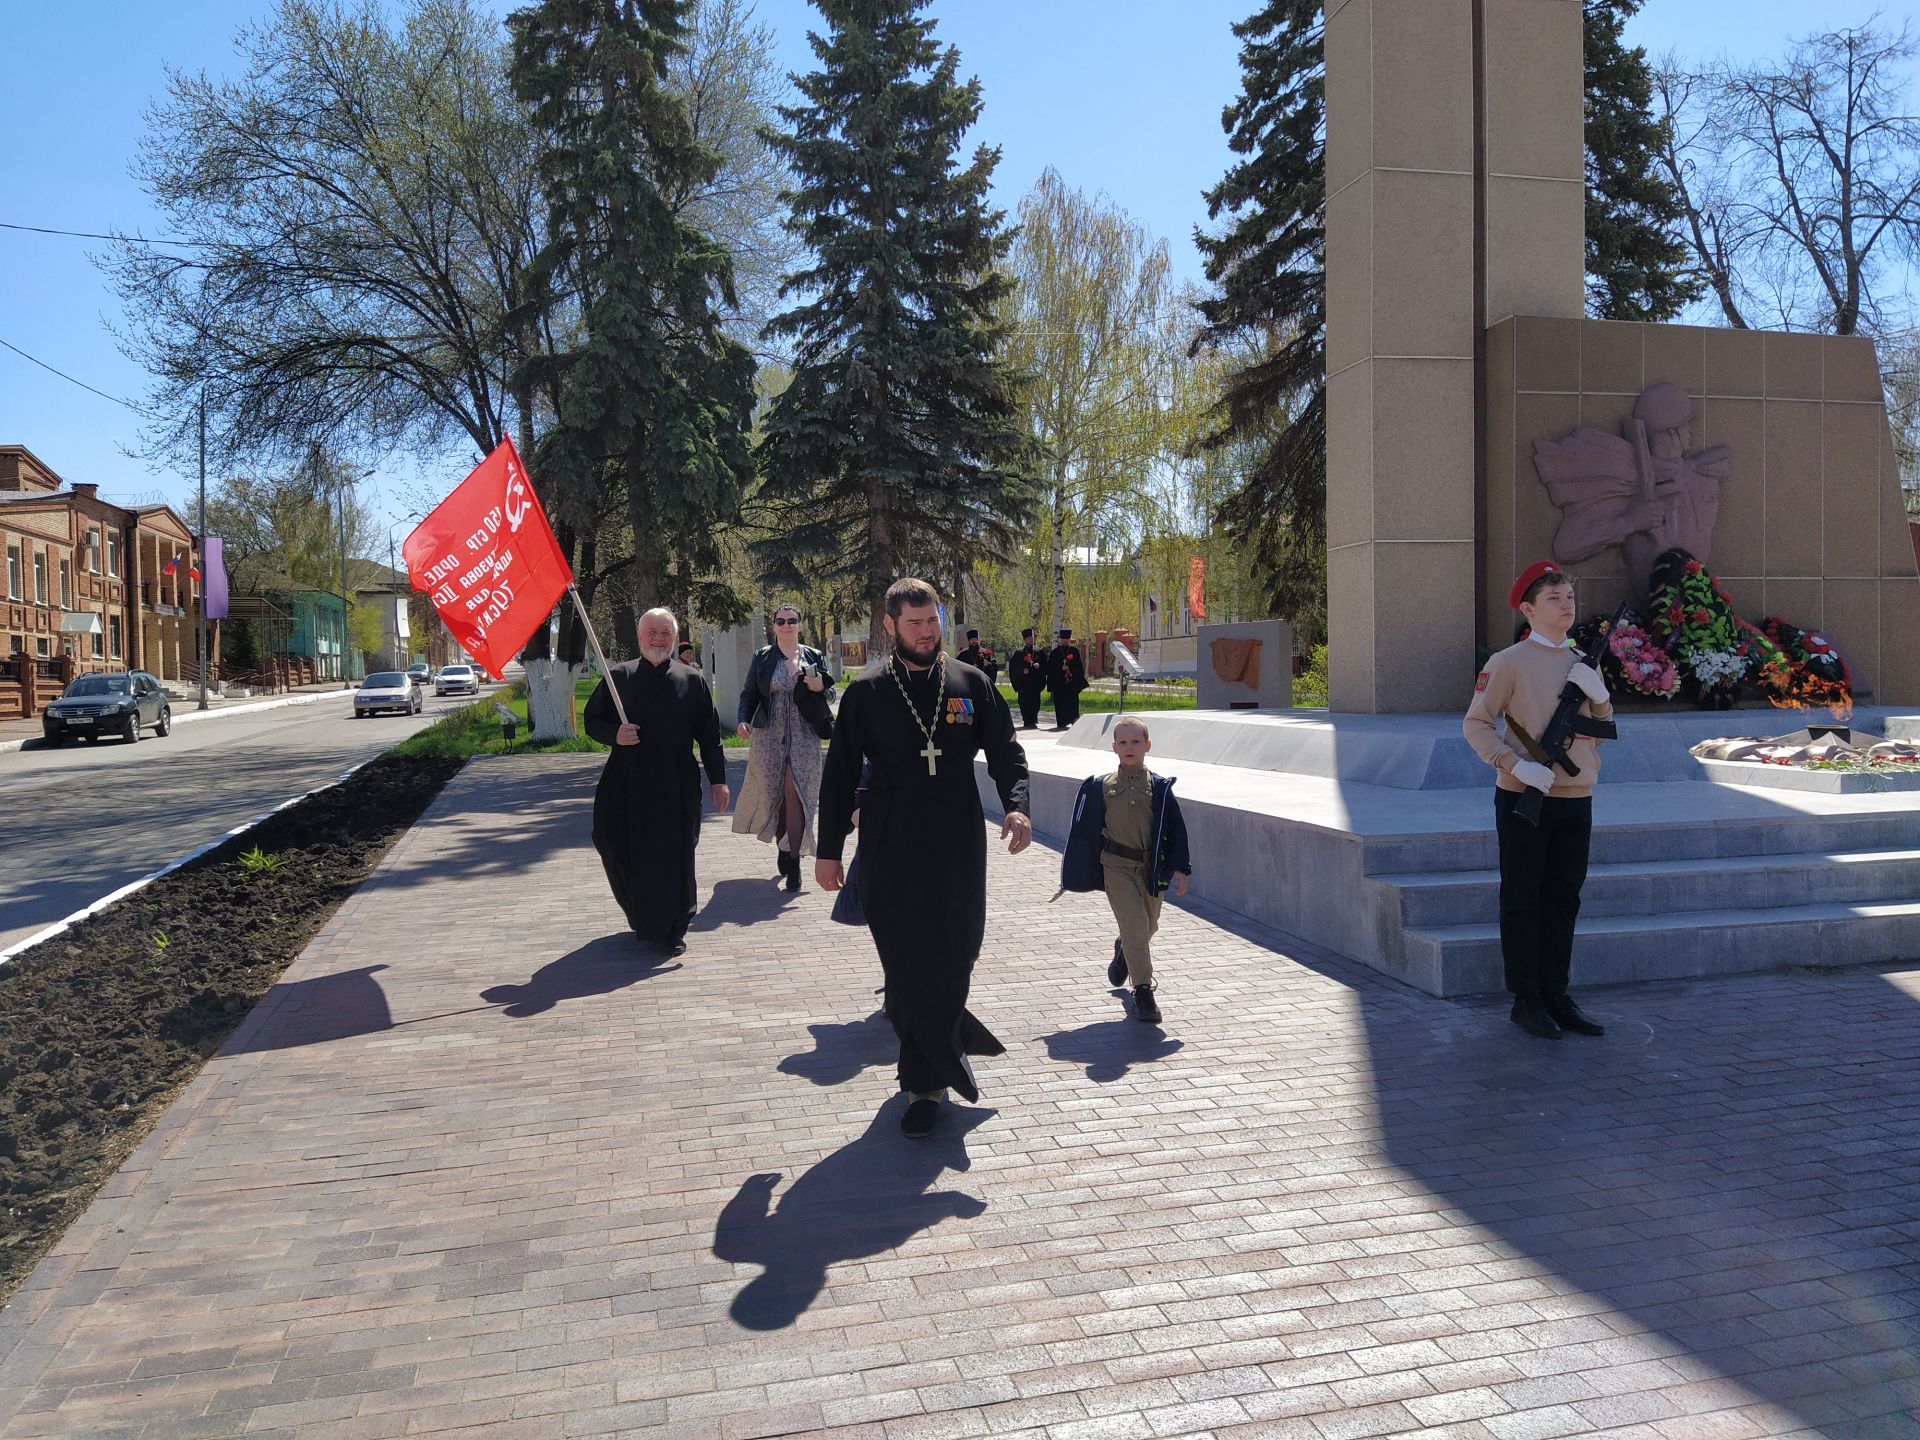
[1474,672,1490,693]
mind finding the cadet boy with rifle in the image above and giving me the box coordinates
[1464,562,1617,1040]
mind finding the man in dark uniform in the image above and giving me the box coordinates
[956,628,998,685]
[582,607,730,957]
[1007,627,1045,729]
[1044,627,1088,730]
[816,577,1032,1138]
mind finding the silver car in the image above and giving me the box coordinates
[435,664,480,697]
[355,671,422,717]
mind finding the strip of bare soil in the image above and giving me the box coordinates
[0,753,464,1302]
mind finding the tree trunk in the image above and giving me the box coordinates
[1049,494,1068,639]
[523,656,585,742]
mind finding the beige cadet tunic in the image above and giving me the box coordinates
[1101,769,1161,986]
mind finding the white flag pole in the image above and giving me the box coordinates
[568,584,628,727]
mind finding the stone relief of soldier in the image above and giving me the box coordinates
[1532,382,1732,607]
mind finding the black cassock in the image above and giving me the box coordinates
[582,657,727,945]
[817,655,1030,1101]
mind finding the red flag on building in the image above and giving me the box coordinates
[1188,555,1207,620]
[401,437,572,680]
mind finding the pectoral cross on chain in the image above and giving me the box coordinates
[919,736,941,776]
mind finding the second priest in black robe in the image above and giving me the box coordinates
[817,650,1030,1104]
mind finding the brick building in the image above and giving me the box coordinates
[0,445,205,719]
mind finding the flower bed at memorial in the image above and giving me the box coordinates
[0,753,464,1302]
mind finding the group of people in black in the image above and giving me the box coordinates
[1005,626,1089,731]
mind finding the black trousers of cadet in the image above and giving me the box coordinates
[1052,689,1081,728]
[1494,788,1592,1000]
[1015,687,1043,728]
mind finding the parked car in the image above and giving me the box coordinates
[42,671,171,745]
[355,671,423,717]
[435,664,480,697]
[405,662,432,687]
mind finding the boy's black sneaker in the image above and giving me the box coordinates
[1132,984,1161,1024]
[900,1098,940,1138]
[1107,939,1127,988]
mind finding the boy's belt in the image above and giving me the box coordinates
[1101,839,1146,862]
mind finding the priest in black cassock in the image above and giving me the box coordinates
[583,607,730,958]
[816,578,1033,1138]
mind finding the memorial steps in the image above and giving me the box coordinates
[984,708,1920,998]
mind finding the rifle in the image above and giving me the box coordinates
[1506,601,1630,825]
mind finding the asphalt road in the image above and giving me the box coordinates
[0,684,501,957]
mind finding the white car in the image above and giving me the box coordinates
[355,671,422,717]
[435,664,480,697]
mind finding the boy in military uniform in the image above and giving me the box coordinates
[1058,716,1190,1024]
[1464,561,1612,1041]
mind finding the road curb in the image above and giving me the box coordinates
[0,687,347,754]
[0,755,376,967]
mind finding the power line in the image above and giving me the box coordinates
[0,219,216,249]
[0,336,150,416]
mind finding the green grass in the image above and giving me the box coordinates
[995,684,1197,713]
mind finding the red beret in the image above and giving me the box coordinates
[1508,560,1566,611]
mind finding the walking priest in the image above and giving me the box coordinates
[816,578,1033,1138]
[583,608,731,958]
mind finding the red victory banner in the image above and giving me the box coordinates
[1188,554,1207,620]
[402,437,572,680]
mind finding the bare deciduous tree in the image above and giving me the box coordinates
[1654,22,1920,337]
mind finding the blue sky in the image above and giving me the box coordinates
[0,0,1908,538]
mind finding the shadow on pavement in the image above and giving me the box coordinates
[689,876,800,931]
[777,1009,896,1086]
[712,1098,992,1330]
[223,964,394,1053]
[481,933,680,1018]
[1040,1017,1184,1082]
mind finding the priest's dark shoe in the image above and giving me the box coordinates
[1545,995,1605,1036]
[1509,997,1562,1039]
[1132,984,1161,1024]
[1107,939,1127,988]
[658,937,687,959]
[900,1098,940,1138]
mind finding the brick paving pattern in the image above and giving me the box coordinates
[1,753,1917,1438]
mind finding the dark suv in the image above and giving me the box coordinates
[41,671,172,746]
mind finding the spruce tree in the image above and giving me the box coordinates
[757,0,1034,645]
[1584,0,1702,321]
[508,0,758,629]
[1191,0,1326,646]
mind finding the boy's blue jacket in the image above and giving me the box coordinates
[1059,771,1192,896]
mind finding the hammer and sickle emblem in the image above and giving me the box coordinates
[504,463,530,535]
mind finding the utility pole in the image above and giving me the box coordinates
[337,462,351,688]
[196,390,210,710]
[389,531,402,672]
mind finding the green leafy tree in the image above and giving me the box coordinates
[1584,0,1701,321]
[508,0,758,629]
[756,0,1035,647]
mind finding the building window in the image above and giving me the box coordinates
[87,530,100,573]
[5,545,17,599]
[106,530,119,576]
[33,551,46,604]
[60,558,72,608]
[91,627,104,659]
[36,636,49,657]
[109,614,121,656]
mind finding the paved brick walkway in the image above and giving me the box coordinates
[2,754,1918,1439]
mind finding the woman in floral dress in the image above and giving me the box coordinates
[733,605,834,889]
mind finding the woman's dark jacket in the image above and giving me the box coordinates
[1058,771,1192,897]
[737,642,836,737]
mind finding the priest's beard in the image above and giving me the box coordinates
[895,636,943,670]
[640,642,674,665]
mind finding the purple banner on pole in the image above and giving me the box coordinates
[204,536,230,620]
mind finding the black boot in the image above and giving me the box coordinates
[1510,997,1563,1040]
[1545,994,1605,1036]
[1132,984,1161,1024]
[779,849,801,891]
[1107,938,1128,989]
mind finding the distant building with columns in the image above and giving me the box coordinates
[0,445,207,719]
